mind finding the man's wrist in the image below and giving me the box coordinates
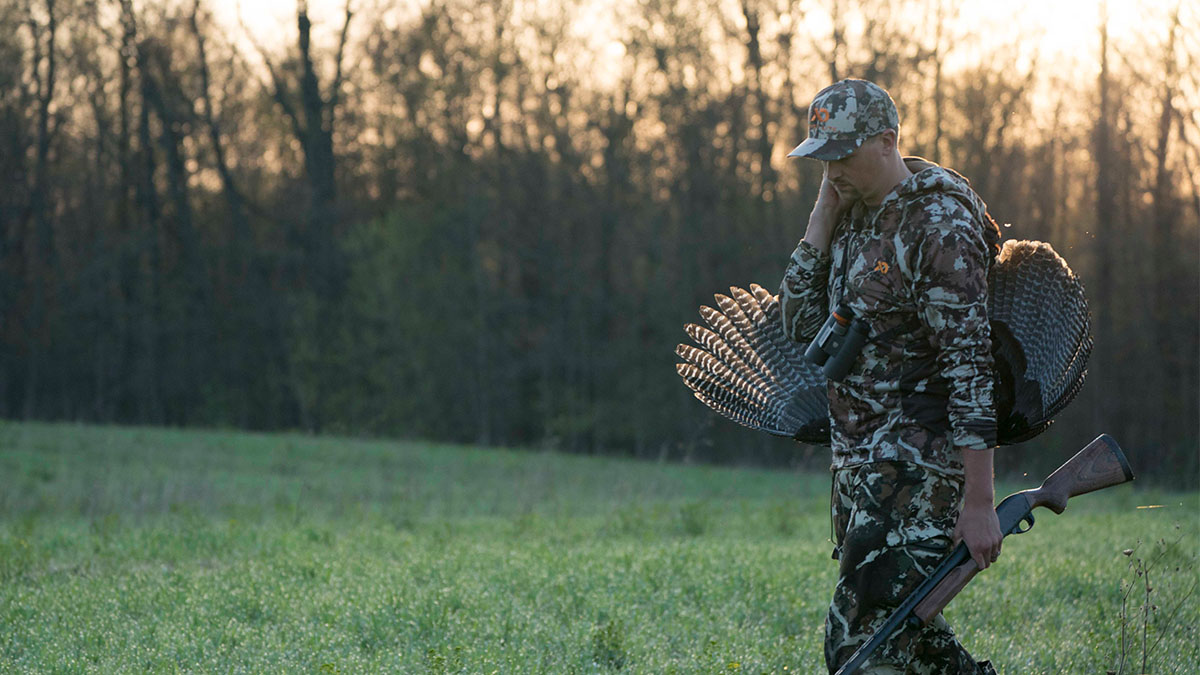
[962,487,995,508]
[803,209,837,252]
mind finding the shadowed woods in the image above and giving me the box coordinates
[0,0,1196,484]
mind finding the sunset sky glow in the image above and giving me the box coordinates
[206,0,1193,137]
[210,0,1164,78]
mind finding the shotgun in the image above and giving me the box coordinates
[834,434,1135,675]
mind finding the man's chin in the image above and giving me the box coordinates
[833,185,859,201]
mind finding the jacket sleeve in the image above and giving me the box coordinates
[779,239,833,343]
[905,199,998,450]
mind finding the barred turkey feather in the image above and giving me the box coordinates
[682,325,774,400]
[988,240,1092,442]
[696,305,773,384]
[718,287,806,388]
[677,285,830,443]
[674,344,774,411]
[676,239,1091,446]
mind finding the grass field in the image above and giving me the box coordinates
[1,422,1196,673]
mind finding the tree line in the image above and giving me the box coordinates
[2,0,1197,485]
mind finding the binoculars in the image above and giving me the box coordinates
[804,303,870,382]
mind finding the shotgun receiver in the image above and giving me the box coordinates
[835,434,1135,675]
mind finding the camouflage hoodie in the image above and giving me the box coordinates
[780,158,998,476]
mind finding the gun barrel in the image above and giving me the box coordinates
[833,543,972,675]
[832,435,1135,675]
[910,493,1035,625]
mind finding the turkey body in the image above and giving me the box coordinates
[676,240,1091,446]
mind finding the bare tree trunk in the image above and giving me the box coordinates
[932,0,945,164]
[1091,9,1116,432]
[827,0,844,82]
[741,0,776,204]
[1150,6,1180,448]
[191,1,248,247]
[253,0,354,430]
[193,0,261,426]
[294,0,354,301]
[1048,97,1065,243]
[115,0,168,424]
[778,2,806,128]
[22,0,59,419]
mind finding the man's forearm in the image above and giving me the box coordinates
[956,446,1002,570]
[780,241,832,342]
[803,206,838,253]
[962,447,995,507]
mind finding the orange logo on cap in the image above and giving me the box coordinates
[811,107,831,125]
[873,260,890,275]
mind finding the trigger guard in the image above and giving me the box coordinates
[1012,513,1035,535]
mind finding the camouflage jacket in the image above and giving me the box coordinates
[780,158,998,476]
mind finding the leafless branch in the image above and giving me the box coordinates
[236,0,303,141]
[330,0,353,110]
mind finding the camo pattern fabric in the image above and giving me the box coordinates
[788,79,900,161]
[780,158,999,476]
[825,461,993,674]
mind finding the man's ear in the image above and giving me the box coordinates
[877,129,898,153]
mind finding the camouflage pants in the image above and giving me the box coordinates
[825,461,991,674]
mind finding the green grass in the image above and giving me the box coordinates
[1,422,1196,673]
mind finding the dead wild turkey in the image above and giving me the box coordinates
[675,239,1091,446]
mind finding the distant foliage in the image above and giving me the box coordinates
[0,0,1195,482]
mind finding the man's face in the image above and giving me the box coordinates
[823,132,891,205]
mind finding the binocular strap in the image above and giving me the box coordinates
[866,316,922,347]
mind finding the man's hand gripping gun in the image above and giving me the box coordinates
[835,434,1135,675]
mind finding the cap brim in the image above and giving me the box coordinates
[787,137,862,161]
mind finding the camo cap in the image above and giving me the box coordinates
[788,79,900,161]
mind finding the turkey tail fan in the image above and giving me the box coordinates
[677,240,1090,447]
[988,239,1092,443]
[675,285,829,443]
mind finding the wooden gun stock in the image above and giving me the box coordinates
[835,434,1135,675]
[911,434,1134,624]
[1025,433,1135,514]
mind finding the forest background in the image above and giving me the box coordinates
[2,0,1197,485]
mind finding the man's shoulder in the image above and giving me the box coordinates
[890,190,991,277]
[895,163,984,222]
[896,191,983,245]
[901,189,976,221]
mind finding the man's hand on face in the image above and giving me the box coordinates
[815,166,846,216]
[804,168,850,253]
